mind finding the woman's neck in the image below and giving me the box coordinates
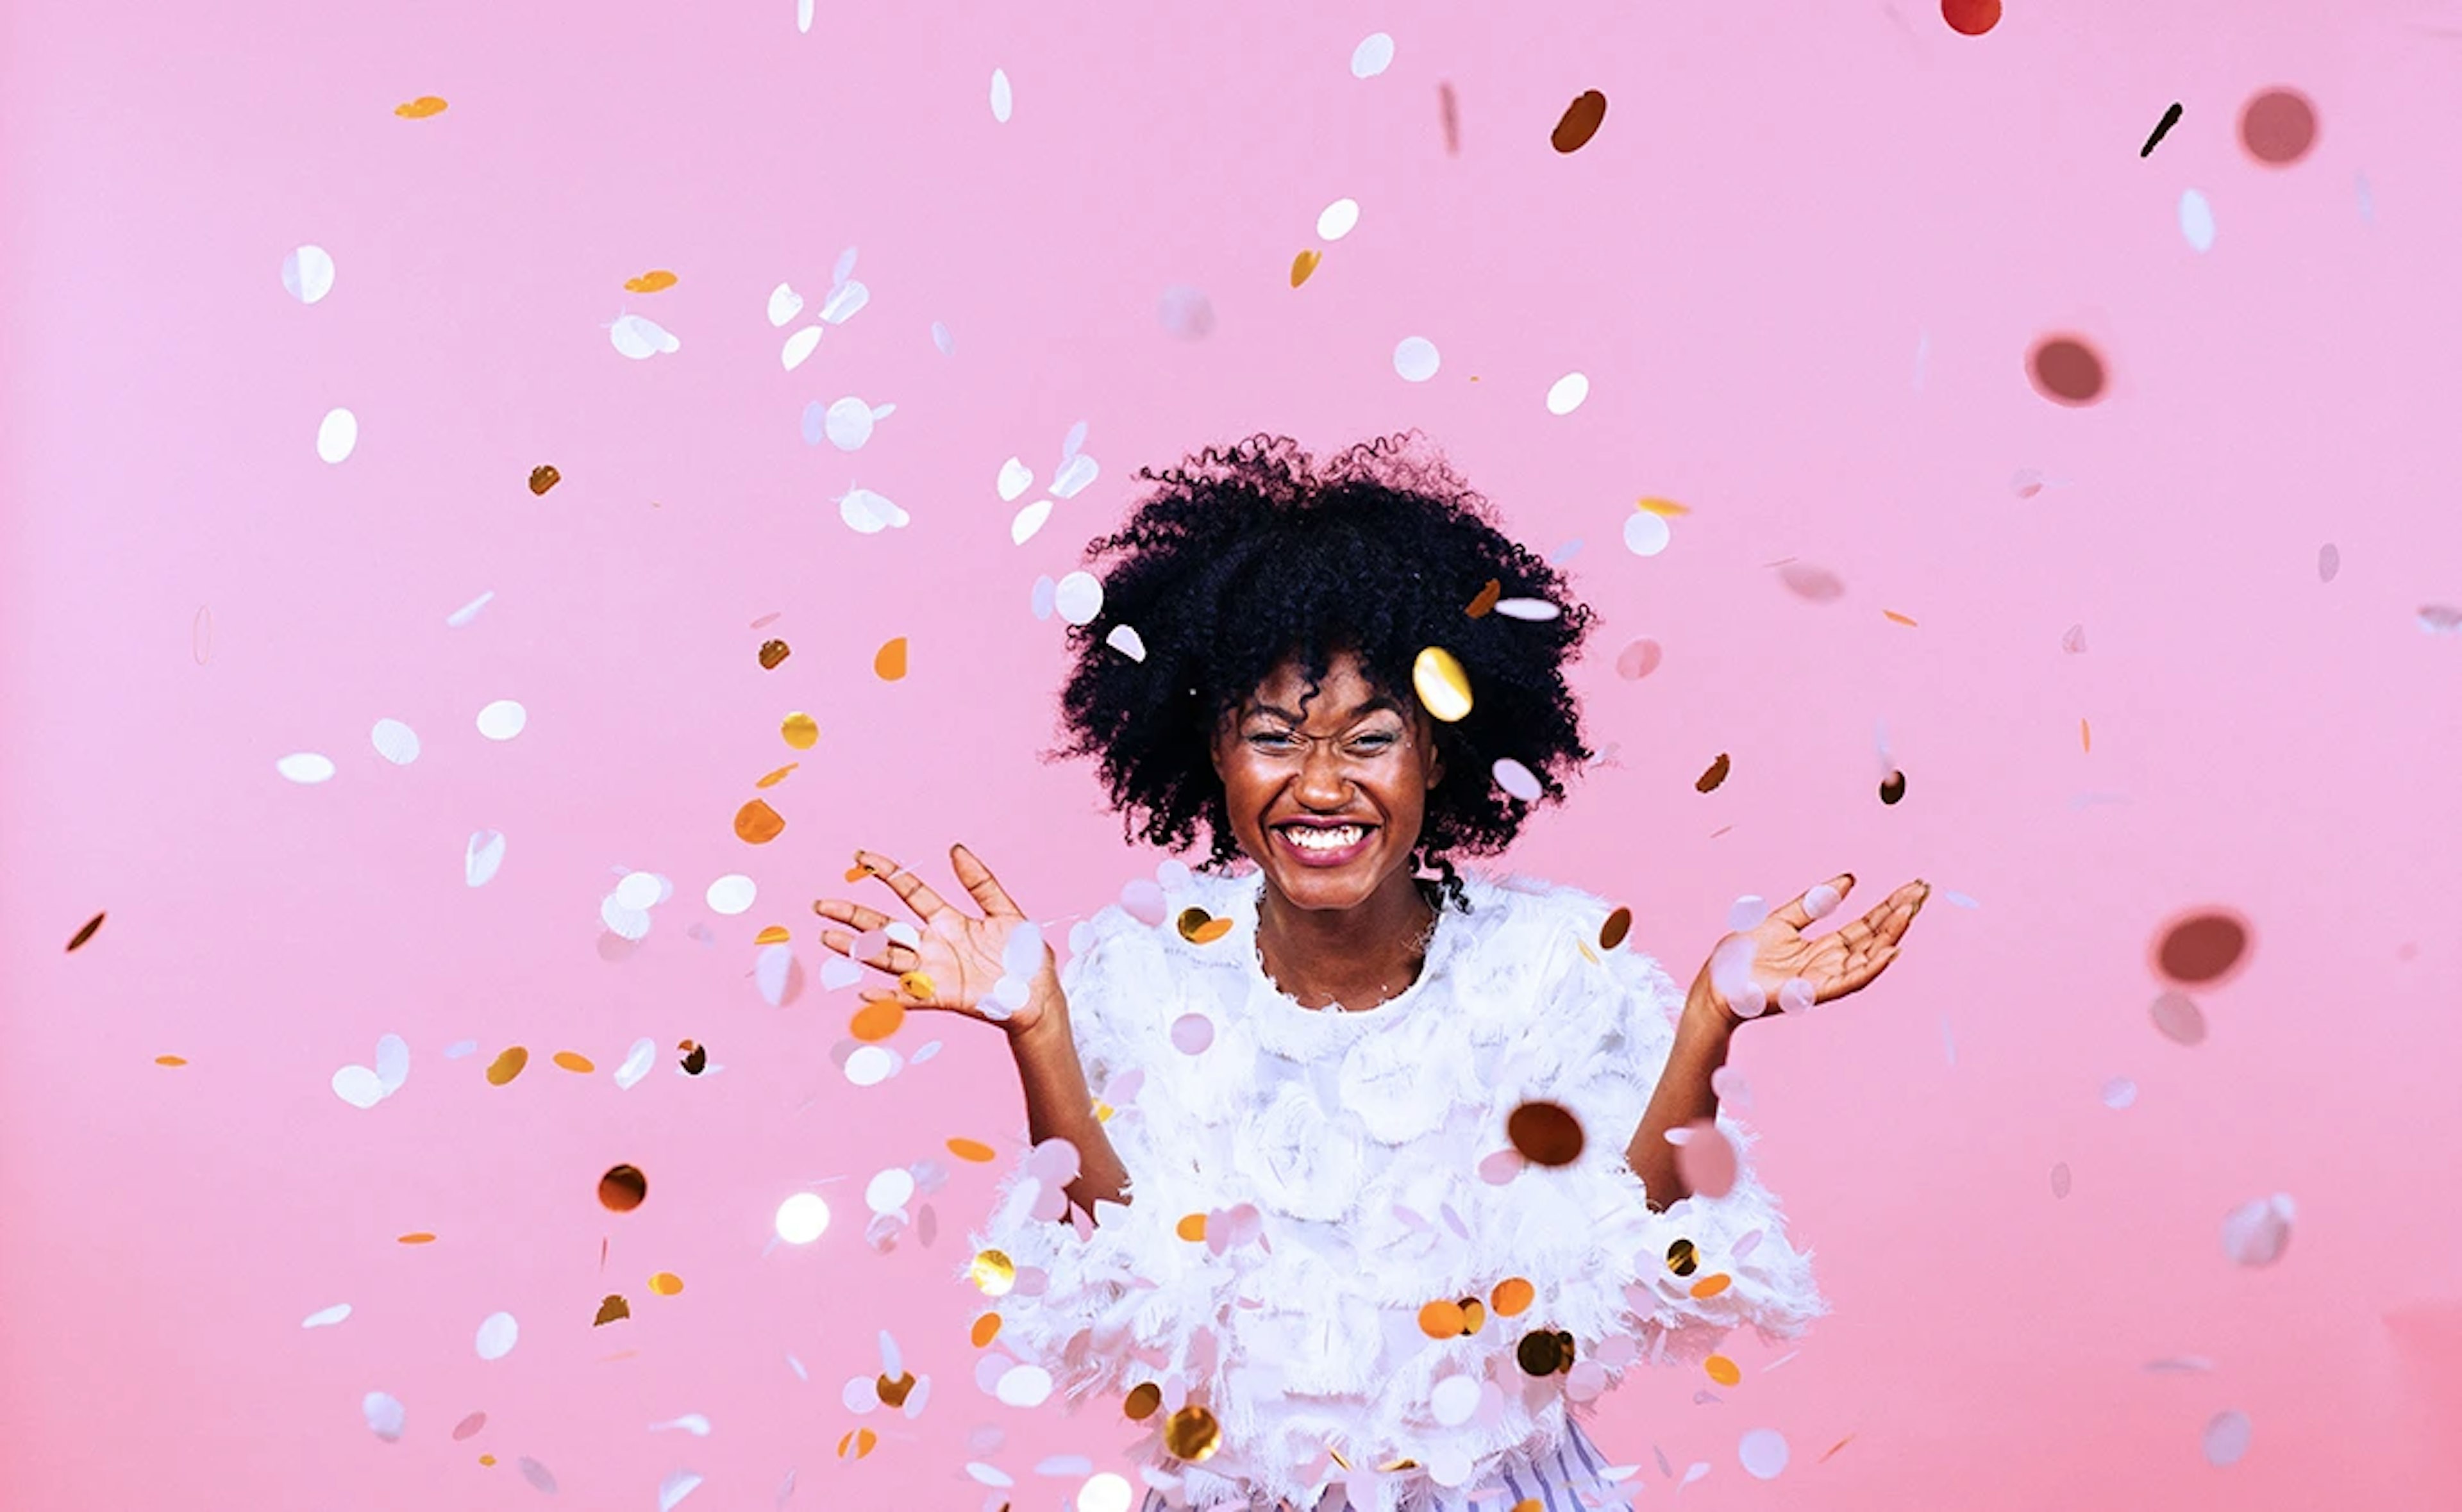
[1253,870,1438,1013]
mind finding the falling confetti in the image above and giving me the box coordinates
[1544,372,1589,415]
[1394,336,1441,382]
[2179,188,2217,251]
[624,270,678,293]
[193,604,212,663]
[1290,249,1321,287]
[2141,101,2184,156]
[2027,334,2108,406]
[394,96,448,119]
[364,1391,407,1440]
[2240,87,2318,165]
[1941,0,2000,35]
[873,637,908,681]
[1412,645,1471,721]
[2156,909,2248,984]
[65,912,105,952]
[1696,753,1731,793]
[649,1272,685,1296]
[610,313,682,360]
[776,1193,830,1243]
[2221,1193,2294,1266]
[1550,90,1608,153]
[281,245,336,304]
[734,800,785,844]
[1157,285,1214,339]
[990,68,1013,123]
[593,1295,632,1326]
[1350,33,1394,78]
[316,408,358,463]
[1316,197,1361,241]
[552,1051,594,1074]
[475,700,527,740]
[757,638,791,670]
[155,1054,187,1067]
[2151,990,2209,1045]
[1439,81,1459,154]
[599,1163,648,1212]
[485,1047,528,1086]
[1506,1101,1585,1165]
[2202,1409,2254,1466]
[1738,1427,1789,1479]
[527,465,560,495]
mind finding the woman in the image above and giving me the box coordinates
[814,436,1931,1512]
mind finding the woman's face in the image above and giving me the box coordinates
[1209,649,1445,914]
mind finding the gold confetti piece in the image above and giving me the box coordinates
[947,1138,996,1163]
[594,1293,631,1325]
[1458,1298,1487,1335]
[2082,717,2092,752]
[1514,1501,1543,1512]
[755,762,799,788]
[734,799,785,843]
[1378,1458,1421,1472]
[1417,1299,1466,1338]
[1705,1355,1742,1386]
[678,1041,708,1075]
[1696,752,1731,793]
[873,636,908,681]
[970,1249,1016,1296]
[1165,1404,1221,1462]
[782,711,819,749]
[1491,1277,1534,1317]
[394,96,449,119]
[485,1047,529,1086]
[1820,1434,1856,1463]
[1506,1100,1586,1166]
[1465,579,1502,618]
[1551,89,1607,153]
[1600,906,1632,951]
[1093,1099,1115,1122]
[648,1271,683,1296]
[1577,940,1600,964]
[1666,1238,1699,1276]
[1636,496,1691,517]
[897,969,935,1000]
[755,924,792,945]
[835,1427,879,1460]
[875,1370,914,1408]
[1125,1381,1163,1420]
[971,1313,1003,1348]
[850,1001,905,1042]
[758,638,792,670]
[479,1454,498,1466]
[1884,609,1918,627]
[1880,770,1907,805]
[1689,1272,1733,1299]
[1516,1330,1566,1375]
[1176,1213,1209,1242]
[1328,1448,1353,1472]
[398,1232,437,1245]
[1290,249,1322,287]
[598,1163,648,1213]
[623,269,678,294]
[66,912,106,952]
[1175,907,1232,945]
[527,465,560,495]
[155,1054,187,1067]
[1412,645,1473,722]
[552,1051,594,1074]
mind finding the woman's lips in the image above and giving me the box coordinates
[1273,824,1375,868]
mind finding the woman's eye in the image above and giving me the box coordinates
[1248,732,1296,750]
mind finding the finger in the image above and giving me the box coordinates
[820,929,912,975]
[1829,888,1921,953]
[812,899,896,934]
[852,849,951,921]
[950,843,1022,920]
[1813,943,1901,1004]
[1770,873,1854,932]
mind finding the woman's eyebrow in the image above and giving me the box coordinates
[1246,694,1405,724]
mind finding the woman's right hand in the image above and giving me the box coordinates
[812,845,1058,1037]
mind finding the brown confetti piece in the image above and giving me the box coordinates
[971,1313,1004,1347]
[782,711,819,749]
[898,969,935,1000]
[155,1054,187,1067]
[850,1001,905,1042]
[1666,1238,1699,1276]
[2028,334,2108,406]
[1884,609,1918,627]
[755,762,799,788]
[679,1041,708,1075]
[1466,579,1502,617]
[1600,906,1632,952]
[2082,718,2092,752]
[1506,1100,1586,1166]
[1689,1272,1733,1299]
[1820,1434,1856,1463]
[1880,770,1907,805]
[1550,89,1608,153]
[873,636,908,681]
[394,96,449,119]
[598,1163,648,1213]
[648,1272,683,1296]
[399,1231,437,1244]
[2156,910,2249,984]
[1491,1277,1534,1317]
[1124,1381,1162,1420]
[65,913,106,952]
[1290,249,1321,287]
[485,1047,529,1086]
[1175,907,1232,945]
[1176,1213,1209,1242]
[947,1138,996,1163]
[1457,1298,1486,1335]
[2240,87,2318,166]
[755,924,792,945]
[1164,1405,1221,1462]
[1696,753,1731,793]
[734,799,785,844]
[623,270,679,294]
[875,1370,914,1408]
[970,1250,1016,1295]
[1942,0,2000,35]
[758,638,792,669]
[527,465,560,495]
[1418,1299,1467,1338]
[1516,1330,1566,1375]
[552,1051,594,1074]
[1705,1355,1742,1386]
[593,1293,632,1325]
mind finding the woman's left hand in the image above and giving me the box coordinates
[1689,873,1932,1032]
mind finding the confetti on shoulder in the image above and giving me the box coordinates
[394,96,449,119]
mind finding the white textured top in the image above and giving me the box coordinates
[963,865,1827,1512]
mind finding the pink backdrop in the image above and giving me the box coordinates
[5,1,2459,1508]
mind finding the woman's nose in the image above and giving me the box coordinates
[1294,741,1352,803]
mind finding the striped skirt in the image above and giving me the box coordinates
[1135,1415,1634,1512]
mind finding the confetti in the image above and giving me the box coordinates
[594,1295,632,1326]
[776,1193,830,1243]
[1157,285,1214,339]
[155,1054,187,1067]
[1290,249,1321,287]
[1941,0,2000,35]
[611,313,682,360]
[475,699,527,740]
[65,912,106,952]
[364,1391,406,1440]
[398,1232,437,1245]
[1438,81,1459,154]
[485,1047,529,1086]
[1505,1101,1584,1165]
[1394,336,1441,382]
[1053,571,1104,626]
[2051,1162,2073,1199]
[475,1311,519,1361]
[1175,908,1234,945]
[394,96,448,119]
[302,1303,352,1329]
[624,270,678,294]
[447,590,494,627]
[2156,909,2248,984]
[1491,1278,1534,1317]
[2028,334,2109,406]
[1164,1405,1221,1461]
[947,1138,996,1163]
[2221,1193,2294,1267]
[281,245,335,304]
[658,1470,704,1511]
[193,604,212,663]
[453,1411,487,1440]
[1550,90,1607,153]
[519,1457,558,1493]
[1705,1356,1742,1387]
[1622,510,1671,556]
[1690,1273,1733,1299]
[1316,197,1361,241]
[1492,758,1542,803]
[1739,1427,1789,1479]
[527,465,560,495]
[679,1041,709,1075]
[874,638,908,681]
[990,68,1013,123]
[1350,33,1394,78]
[2202,1409,2254,1466]
[2240,87,2318,166]
[1412,645,1472,720]
[316,408,357,463]
[1544,372,1589,415]
[1696,753,1731,793]
[2151,990,2208,1045]
[2142,102,2184,156]
[2319,544,2340,582]
[758,638,791,670]
[551,1051,594,1074]
[1880,770,1907,804]
[649,1272,684,1296]
[465,830,507,888]
[1614,638,1662,680]
[599,1163,649,1212]
[734,800,786,844]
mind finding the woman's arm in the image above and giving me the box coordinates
[1007,979,1132,1224]
[1622,982,1736,1211]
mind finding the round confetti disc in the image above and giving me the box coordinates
[1164,1404,1221,1461]
[1516,1330,1566,1375]
[2027,335,2108,406]
[1666,1238,1699,1275]
[1941,0,2000,35]
[598,1163,648,1213]
[1506,1100,1586,1166]
[2240,88,2318,166]
[2150,990,2209,1046]
[1491,1277,1535,1317]
[2154,909,2249,985]
[1551,90,1607,153]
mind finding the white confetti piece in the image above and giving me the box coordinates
[1545,372,1590,415]
[363,1391,406,1441]
[464,829,507,888]
[615,1037,657,1090]
[373,1034,408,1095]
[776,1192,830,1244]
[475,1311,519,1361]
[277,752,336,785]
[781,325,822,370]
[754,942,796,1004]
[796,0,812,34]
[994,1364,1053,1408]
[2179,188,2217,253]
[866,1168,916,1213]
[518,1456,557,1493]
[1158,285,1214,338]
[1492,597,1558,621]
[1623,510,1670,556]
[658,1470,704,1511]
[1430,1375,1480,1427]
[446,590,494,627]
[823,397,878,450]
[991,68,1013,122]
[1491,758,1542,802]
[1393,336,1440,382]
[282,245,336,304]
[931,320,953,355]
[967,1463,1016,1487]
[331,1063,385,1109]
[614,871,662,910]
[1350,33,1394,78]
[2202,1409,2252,1466]
[1010,499,1053,545]
[844,1044,898,1086]
[369,718,421,765]
[706,875,755,915]
[767,283,804,327]
[316,408,358,463]
[2222,1193,2294,1267]
[1051,454,1099,499]
[651,1413,712,1436]
[839,487,909,534]
[610,313,681,360]
[302,1303,353,1329]
[1317,197,1361,241]
[2419,604,2462,635]
[443,1039,478,1059]
[1053,571,1104,626]
[475,700,527,741]
[1738,1428,1789,1479]
[1105,624,1146,661]
[2102,1077,2138,1109]
[819,281,868,325]
[996,457,1034,501]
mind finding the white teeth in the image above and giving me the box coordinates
[1284,825,1364,851]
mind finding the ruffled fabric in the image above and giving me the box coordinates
[962,865,1827,1512]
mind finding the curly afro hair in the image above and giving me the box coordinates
[1048,432,1596,911]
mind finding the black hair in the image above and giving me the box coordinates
[1046,432,1596,912]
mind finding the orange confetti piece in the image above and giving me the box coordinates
[1417,1300,1467,1338]
[1514,1502,1542,1512]
[1705,1355,1742,1386]
[756,762,800,788]
[970,1313,1003,1347]
[1696,752,1731,793]
[1176,1213,1209,1242]
[782,711,819,749]
[154,1054,188,1067]
[1465,579,1502,617]
[1820,1434,1856,1463]
[66,912,106,952]
[485,1047,528,1086]
[1636,496,1691,517]
[2082,717,2092,752]
[1491,1277,1535,1317]
[623,270,678,294]
[836,1427,878,1460]
[479,1454,498,1466]
[1290,249,1322,287]
[755,924,792,945]
[1883,609,1919,627]
[394,96,449,119]
[873,636,909,681]
[1689,1272,1733,1299]
[850,1001,905,1042]
[552,1051,594,1074]
[398,1232,437,1245]
[648,1271,684,1296]
[947,1138,996,1163]
[734,799,785,844]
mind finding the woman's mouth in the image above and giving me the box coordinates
[1273,822,1375,867]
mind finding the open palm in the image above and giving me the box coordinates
[1695,872,1932,1029]
[812,845,1055,1035]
